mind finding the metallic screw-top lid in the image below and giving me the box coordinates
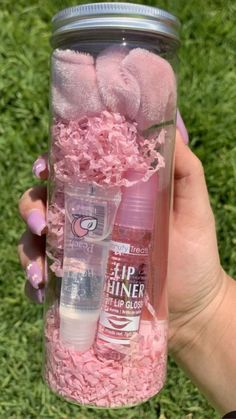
[52,2,180,42]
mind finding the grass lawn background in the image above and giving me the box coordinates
[0,0,236,418]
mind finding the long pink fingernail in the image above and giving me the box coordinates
[32,158,47,178]
[44,258,48,282]
[36,288,45,303]
[26,261,43,289]
[25,281,45,304]
[176,109,189,144]
[27,209,47,236]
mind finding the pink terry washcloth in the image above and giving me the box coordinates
[96,46,140,120]
[52,49,104,120]
[122,48,177,130]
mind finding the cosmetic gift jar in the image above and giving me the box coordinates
[43,2,180,408]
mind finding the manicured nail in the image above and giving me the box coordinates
[25,280,45,304]
[27,209,47,236]
[26,261,43,289]
[44,258,48,283]
[176,110,189,144]
[36,288,45,303]
[32,157,47,178]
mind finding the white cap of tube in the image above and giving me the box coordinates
[59,307,100,352]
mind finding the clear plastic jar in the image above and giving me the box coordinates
[44,2,180,408]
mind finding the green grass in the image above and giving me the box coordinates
[0,0,236,418]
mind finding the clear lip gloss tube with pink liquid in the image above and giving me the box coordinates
[44,2,180,409]
[96,171,157,359]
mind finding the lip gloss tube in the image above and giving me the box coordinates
[59,183,121,352]
[96,171,157,359]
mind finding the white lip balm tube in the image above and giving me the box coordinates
[59,183,121,352]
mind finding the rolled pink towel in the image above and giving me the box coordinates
[96,46,140,120]
[121,48,176,130]
[52,49,104,120]
[52,47,176,130]
[96,47,176,130]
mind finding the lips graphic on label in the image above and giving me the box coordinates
[107,316,132,329]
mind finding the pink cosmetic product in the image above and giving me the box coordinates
[43,2,179,409]
[96,171,157,359]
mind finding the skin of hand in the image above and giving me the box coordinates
[167,130,226,350]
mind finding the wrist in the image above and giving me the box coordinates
[168,273,236,414]
[168,269,234,356]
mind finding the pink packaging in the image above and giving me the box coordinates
[44,2,180,408]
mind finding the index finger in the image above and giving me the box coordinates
[18,185,47,236]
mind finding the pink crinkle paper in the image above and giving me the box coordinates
[44,305,167,408]
[46,186,65,276]
[51,110,165,188]
[47,202,65,250]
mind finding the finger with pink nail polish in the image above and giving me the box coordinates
[26,209,47,236]
[32,154,49,180]
[25,280,45,304]
[25,261,43,289]
[176,109,189,144]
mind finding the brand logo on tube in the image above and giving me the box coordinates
[110,241,149,255]
[111,241,130,255]
[71,215,98,238]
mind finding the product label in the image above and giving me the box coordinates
[97,232,151,345]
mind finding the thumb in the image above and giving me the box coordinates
[174,130,212,219]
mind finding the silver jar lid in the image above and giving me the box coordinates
[52,2,180,42]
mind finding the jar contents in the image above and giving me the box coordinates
[45,42,176,407]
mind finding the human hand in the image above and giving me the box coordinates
[168,130,228,353]
[167,130,236,415]
[17,156,48,303]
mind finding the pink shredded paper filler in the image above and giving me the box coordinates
[47,202,65,250]
[44,306,167,407]
[51,111,165,188]
[48,111,165,276]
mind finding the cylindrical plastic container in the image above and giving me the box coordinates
[43,2,180,408]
